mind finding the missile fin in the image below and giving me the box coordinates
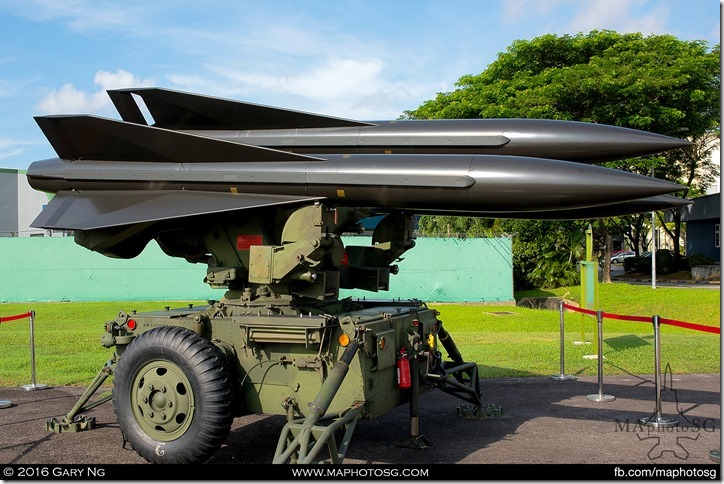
[34,115,324,163]
[107,90,148,125]
[108,87,376,130]
[31,190,325,230]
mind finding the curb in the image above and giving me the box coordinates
[611,277,720,285]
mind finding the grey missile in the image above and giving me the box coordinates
[108,87,691,163]
[411,194,692,220]
[27,152,685,230]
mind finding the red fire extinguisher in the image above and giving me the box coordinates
[397,347,411,389]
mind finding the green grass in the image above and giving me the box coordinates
[0,283,719,387]
[0,301,207,386]
[436,283,720,378]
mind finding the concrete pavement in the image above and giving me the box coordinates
[0,373,719,469]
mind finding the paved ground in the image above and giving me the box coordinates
[0,373,719,470]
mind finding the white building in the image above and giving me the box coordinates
[0,169,60,237]
[708,147,721,194]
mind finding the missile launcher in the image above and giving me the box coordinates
[34,88,690,464]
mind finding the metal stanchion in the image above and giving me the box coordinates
[551,300,576,381]
[1,315,14,406]
[710,449,720,463]
[587,310,614,402]
[639,315,677,427]
[21,311,49,391]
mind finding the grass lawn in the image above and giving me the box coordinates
[0,283,719,387]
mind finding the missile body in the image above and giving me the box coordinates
[28,152,684,231]
[110,87,690,163]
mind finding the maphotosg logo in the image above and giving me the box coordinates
[613,365,717,461]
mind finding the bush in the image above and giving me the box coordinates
[687,253,716,266]
[623,257,638,273]
[630,249,682,275]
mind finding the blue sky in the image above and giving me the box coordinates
[0,0,720,170]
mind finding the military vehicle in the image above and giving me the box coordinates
[29,88,689,464]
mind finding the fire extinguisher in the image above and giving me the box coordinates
[397,347,411,389]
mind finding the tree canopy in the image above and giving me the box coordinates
[406,30,720,289]
[406,30,719,138]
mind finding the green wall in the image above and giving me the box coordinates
[0,236,513,303]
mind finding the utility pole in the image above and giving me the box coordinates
[651,163,657,289]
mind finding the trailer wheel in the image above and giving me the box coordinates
[113,326,234,464]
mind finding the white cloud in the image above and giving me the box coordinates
[502,0,570,19]
[214,58,386,100]
[500,0,671,37]
[0,148,24,160]
[36,69,155,114]
[0,136,40,161]
[8,0,160,32]
[0,136,19,149]
[567,0,668,34]
[189,57,435,119]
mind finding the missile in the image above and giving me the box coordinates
[27,151,686,230]
[26,88,690,234]
[108,87,690,163]
[414,194,692,220]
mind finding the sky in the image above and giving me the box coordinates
[0,0,720,171]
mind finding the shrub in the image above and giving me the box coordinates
[633,249,677,275]
[687,253,716,266]
[623,257,638,273]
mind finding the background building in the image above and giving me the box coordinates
[0,169,57,237]
[680,192,721,262]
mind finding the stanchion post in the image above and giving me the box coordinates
[551,300,576,381]
[639,315,677,427]
[1,315,14,407]
[21,310,49,391]
[587,310,614,402]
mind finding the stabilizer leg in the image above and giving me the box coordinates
[273,342,361,464]
[46,355,116,433]
[395,354,431,449]
[434,322,503,420]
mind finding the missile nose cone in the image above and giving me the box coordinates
[617,128,692,154]
[503,120,693,163]
[467,155,685,212]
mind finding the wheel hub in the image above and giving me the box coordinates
[130,360,195,440]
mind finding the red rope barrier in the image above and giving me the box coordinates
[660,317,721,334]
[601,312,650,323]
[563,303,596,316]
[0,312,32,323]
[562,303,720,334]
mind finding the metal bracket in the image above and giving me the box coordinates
[46,415,96,433]
[45,356,115,433]
[457,403,504,420]
[395,434,432,449]
[273,405,364,464]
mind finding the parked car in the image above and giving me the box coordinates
[640,249,673,259]
[611,250,635,263]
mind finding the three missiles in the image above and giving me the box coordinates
[26,87,691,232]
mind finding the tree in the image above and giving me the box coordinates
[495,219,586,290]
[406,31,720,287]
[417,216,495,237]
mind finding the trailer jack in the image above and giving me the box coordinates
[46,356,116,433]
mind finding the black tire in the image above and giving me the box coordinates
[112,326,234,464]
